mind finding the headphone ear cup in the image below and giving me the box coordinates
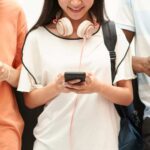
[77,20,95,38]
[56,17,73,36]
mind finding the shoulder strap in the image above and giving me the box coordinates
[102,21,117,83]
[102,21,141,128]
[102,21,123,116]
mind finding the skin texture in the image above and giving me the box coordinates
[58,0,94,21]
[0,61,20,87]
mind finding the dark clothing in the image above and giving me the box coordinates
[15,91,43,150]
[132,79,145,132]
[142,117,150,150]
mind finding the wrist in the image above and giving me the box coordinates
[5,65,20,87]
[132,56,144,73]
[95,80,105,94]
[48,82,61,96]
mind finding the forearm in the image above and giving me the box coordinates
[64,74,133,106]
[24,82,60,109]
[132,56,150,75]
[96,80,133,106]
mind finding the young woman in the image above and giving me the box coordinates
[18,0,135,149]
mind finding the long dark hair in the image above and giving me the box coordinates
[31,0,106,31]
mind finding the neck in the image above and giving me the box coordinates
[70,15,92,33]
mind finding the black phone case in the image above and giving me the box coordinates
[64,72,86,82]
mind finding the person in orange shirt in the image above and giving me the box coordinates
[0,0,27,149]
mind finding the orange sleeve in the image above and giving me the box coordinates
[13,7,28,69]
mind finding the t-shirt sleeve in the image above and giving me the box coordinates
[13,7,27,68]
[115,0,135,31]
[17,31,43,92]
[113,28,136,84]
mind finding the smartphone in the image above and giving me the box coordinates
[64,72,86,82]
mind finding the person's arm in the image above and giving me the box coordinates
[0,6,27,87]
[23,73,133,109]
[97,80,133,106]
[122,29,135,43]
[0,62,20,87]
[23,82,60,109]
[123,29,150,76]
[23,74,69,108]
[11,6,27,87]
[64,74,133,106]
[132,56,150,76]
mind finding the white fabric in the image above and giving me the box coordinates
[115,0,150,118]
[18,26,135,150]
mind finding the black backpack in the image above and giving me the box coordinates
[102,21,143,150]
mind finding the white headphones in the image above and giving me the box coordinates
[54,12,99,38]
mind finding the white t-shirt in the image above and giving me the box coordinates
[115,0,150,118]
[18,26,135,150]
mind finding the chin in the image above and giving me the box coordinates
[68,14,89,22]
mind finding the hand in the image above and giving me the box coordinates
[132,56,150,76]
[53,73,74,93]
[143,56,150,76]
[0,61,10,82]
[64,73,99,94]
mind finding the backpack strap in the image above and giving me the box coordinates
[102,21,141,129]
[102,21,123,116]
[102,21,117,83]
